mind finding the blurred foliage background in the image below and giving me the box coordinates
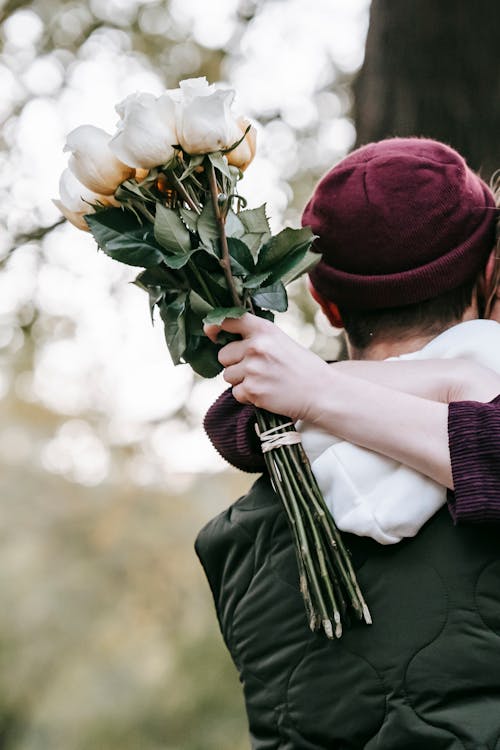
[1,0,499,747]
[0,0,367,747]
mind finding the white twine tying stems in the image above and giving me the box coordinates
[255,420,302,453]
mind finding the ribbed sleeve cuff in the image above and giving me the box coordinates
[447,395,500,523]
[203,387,266,474]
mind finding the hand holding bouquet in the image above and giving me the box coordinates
[54,76,371,638]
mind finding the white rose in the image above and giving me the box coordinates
[226,118,257,172]
[53,168,118,231]
[109,92,178,169]
[175,77,241,154]
[64,125,134,195]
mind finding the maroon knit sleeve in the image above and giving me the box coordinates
[447,394,500,523]
[203,387,266,473]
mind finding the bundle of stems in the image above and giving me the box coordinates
[254,411,372,638]
[204,166,372,638]
[86,146,372,638]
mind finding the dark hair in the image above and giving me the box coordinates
[338,275,478,351]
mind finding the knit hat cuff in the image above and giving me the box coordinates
[309,183,497,310]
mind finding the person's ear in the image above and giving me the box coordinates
[307,279,344,328]
[482,248,500,321]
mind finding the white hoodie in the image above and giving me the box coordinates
[296,320,500,545]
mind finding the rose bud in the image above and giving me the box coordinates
[134,168,150,181]
[53,168,119,231]
[64,125,134,195]
[226,118,257,171]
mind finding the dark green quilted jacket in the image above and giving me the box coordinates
[195,474,500,750]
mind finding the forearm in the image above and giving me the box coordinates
[308,368,453,488]
[333,358,500,404]
[333,359,450,400]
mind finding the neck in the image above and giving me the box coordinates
[348,333,439,361]
[348,306,479,361]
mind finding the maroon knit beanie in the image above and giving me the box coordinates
[303,137,497,310]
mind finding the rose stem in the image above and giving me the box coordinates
[277,443,342,637]
[254,411,317,628]
[272,447,333,639]
[256,410,331,636]
[286,442,361,615]
[298,446,372,624]
[187,261,218,307]
[271,421,341,638]
[206,158,241,307]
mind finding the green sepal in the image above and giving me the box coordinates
[115,178,158,204]
[85,209,163,268]
[180,154,204,180]
[208,152,231,179]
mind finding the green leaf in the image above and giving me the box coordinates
[265,245,318,287]
[189,289,213,316]
[197,201,219,251]
[240,232,267,262]
[256,226,314,271]
[86,209,163,268]
[227,237,255,277]
[132,280,163,324]
[162,247,198,269]
[251,281,288,312]
[208,151,231,179]
[251,305,275,323]
[159,293,187,365]
[238,205,271,236]
[183,336,223,378]
[236,206,271,262]
[242,270,273,289]
[154,204,192,254]
[280,248,321,286]
[225,209,245,238]
[189,250,232,306]
[134,265,186,290]
[179,207,199,233]
[203,306,246,326]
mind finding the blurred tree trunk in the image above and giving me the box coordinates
[354,0,500,179]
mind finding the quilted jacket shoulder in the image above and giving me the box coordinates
[196,474,500,750]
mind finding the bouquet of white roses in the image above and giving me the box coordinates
[54,77,371,638]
